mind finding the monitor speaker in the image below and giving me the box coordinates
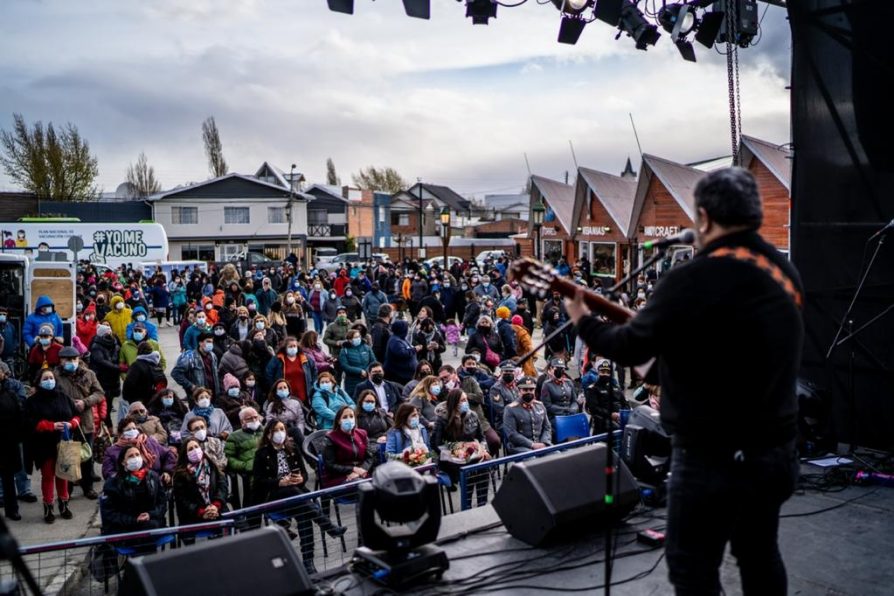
[492,443,639,546]
[120,526,314,596]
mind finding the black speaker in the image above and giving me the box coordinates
[492,443,639,546]
[121,526,314,596]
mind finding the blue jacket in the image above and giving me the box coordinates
[0,322,18,359]
[125,307,159,341]
[182,323,208,351]
[338,342,375,395]
[458,366,496,392]
[23,295,63,348]
[264,351,317,400]
[497,319,517,359]
[361,291,388,323]
[384,320,416,384]
[311,381,356,430]
[171,349,221,396]
[497,295,517,314]
[385,426,431,456]
[147,284,171,310]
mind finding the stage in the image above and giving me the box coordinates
[324,470,894,595]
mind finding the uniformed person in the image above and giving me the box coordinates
[503,376,551,455]
[539,358,579,424]
[583,359,625,434]
[486,361,519,433]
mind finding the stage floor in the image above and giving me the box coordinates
[329,477,894,595]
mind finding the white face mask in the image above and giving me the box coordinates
[246,420,261,431]
[193,428,207,442]
[197,398,211,409]
[272,430,287,445]
[122,428,139,441]
[125,456,143,472]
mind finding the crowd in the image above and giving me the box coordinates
[0,251,660,575]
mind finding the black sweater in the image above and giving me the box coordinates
[577,231,803,449]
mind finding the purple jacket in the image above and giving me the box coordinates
[102,436,177,480]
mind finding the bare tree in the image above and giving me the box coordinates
[125,152,162,198]
[351,166,408,194]
[201,116,228,178]
[0,113,99,200]
[326,157,341,186]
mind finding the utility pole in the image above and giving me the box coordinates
[287,164,296,258]
[417,177,425,259]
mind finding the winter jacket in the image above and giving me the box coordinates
[181,408,233,439]
[224,427,262,475]
[103,296,133,344]
[23,295,64,348]
[370,318,392,363]
[182,323,209,352]
[322,318,350,359]
[340,294,363,321]
[411,328,446,371]
[486,381,518,432]
[24,387,80,467]
[101,436,176,480]
[311,381,356,431]
[125,306,159,342]
[361,291,389,323]
[356,408,391,442]
[89,334,121,399]
[0,382,24,473]
[264,397,306,433]
[119,339,166,370]
[352,379,404,413]
[384,426,431,457]
[321,427,374,488]
[431,402,485,453]
[172,349,221,396]
[251,444,309,505]
[265,352,317,404]
[76,309,98,348]
[384,321,417,385]
[122,353,167,406]
[219,343,249,381]
[53,362,105,434]
[173,460,228,526]
[137,415,169,445]
[338,342,375,397]
[496,319,517,360]
[512,324,537,377]
[100,470,167,535]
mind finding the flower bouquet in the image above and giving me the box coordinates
[400,447,432,467]
[439,440,486,465]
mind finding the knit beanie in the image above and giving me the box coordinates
[495,306,511,320]
[222,373,241,391]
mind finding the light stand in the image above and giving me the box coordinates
[0,516,43,596]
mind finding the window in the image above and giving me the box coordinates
[224,207,250,224]
[543,240,564,264]
[378,208,385,224]
[391,213,409,226]
[589,242,616,276]
[181,245,215,261]
[172,206,197,225]
[268,207,286,224]
[308,209,328,225]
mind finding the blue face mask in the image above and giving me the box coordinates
[136,315,146,322]
[459,401,470,414]
[40,379,56,390]
[0,315,6,323]
[228,387,241,397]
[203,343,214,353]
[340,418,355,433]
[39,337,51,347]
[362,402,375,412]
[409,417,420,429]
[351,337,362,347]
[63,361,77,373]
[319,382,332,392]
[430,384,442,396]
[276,388,290,400]
[133,332,145,342]
[162,397,174,408]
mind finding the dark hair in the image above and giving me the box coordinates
[333,405,354,431]
[189,386,212,408]
[117,416,139,435]
[367,361,383,373]
[116,443,143,473]
[414,360,433,379]
[439,364,455,375]
[186,416,207,431]
[445,388,465,440]
[462,354,478,365]
[147,388,187,416]
[694,167,762,229]
[175,438,220,475]
[357,389,377,406]
[137,341,153,355]
[258,418,294,454]
[392,403,418,429]
[267,379,291,414]
[377,304,392,318]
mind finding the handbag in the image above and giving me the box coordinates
[483,343,501,368]
[93,425,112,463]
[55,427,83,482]
[77,426,93,463]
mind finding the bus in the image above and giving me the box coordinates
[0,219,168,270]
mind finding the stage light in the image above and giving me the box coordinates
[675,38,696,62]
[617,0,660,50]
[466,0,497,25]
[551,0,591,12]
[658,4,696,37]
[552,1,591,45]
[327,0,354,14]
[695,10,725,47]
[593,0,624,26]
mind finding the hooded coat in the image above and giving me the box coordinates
[76,304,98,347]
[23,295,64,348]
[384,320,417,385]
[103,296,133,344]
[125,306,159,341]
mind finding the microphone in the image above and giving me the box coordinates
[868,219,894,241]
[642,228,697,250]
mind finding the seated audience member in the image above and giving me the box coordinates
[320,406,375,488]
[355,390,390,455]
[182,416,227,470]
[311,372,355,431]
[503,376,552,455]
[431,388,490,505]
[252,420,346,575]
[146,388,187,445]
[384,403,431,461]
[264,379,306,434]
[102,417,175,483]
[217,373,261,429]
[351,362,403,413]
[407,376,444,431]
[173,438,228,527]
[99,446,167,554]
[126,401,168,445]
[180,386,233,440]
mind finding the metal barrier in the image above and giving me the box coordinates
[1,520,235,595]
[457,431,623,511]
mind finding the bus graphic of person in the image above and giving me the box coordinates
[15,230,27,247]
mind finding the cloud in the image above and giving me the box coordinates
[0,1,792,196]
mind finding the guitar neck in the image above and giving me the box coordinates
[551,278,634,324]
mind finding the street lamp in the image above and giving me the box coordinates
[417,178,426,260]
[440,206,451,269]
[287,163,296,259]
[532,197,545,260]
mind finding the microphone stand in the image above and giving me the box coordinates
[0,515,42,595]
[513,247,668,596]
[825,234,886,452]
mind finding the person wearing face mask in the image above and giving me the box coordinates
[282,292,306,338]
[458,353,496,392]
[583,359,626,435]
[369,304,393,363]
[465,316,503,370]
[509,315,537,377]
[354,389,390,450]
[472,275,500,301]
[411,318,446,372]
[173,332,223,398]
[486,361,521,435]
[0,360,26,521]
[0,307,19,366]
[99,445,167,551]
[27,325,63,384]
[119,321,166,371]
[75,302,98,347]
[206,322,230,360]
[503,376,552,455]
[539,358,580,430]
[361,283,389,326]
[219,340,250,384]
[25,370,80,523]
[306,280,329,334]
[172,438,229,530]
[321,406,374,488]
[125,306,159,343]
[351,362,403,413]
[89,325,121,426]
[339,287,362,322]
[338,330,375,398]
[102,417,176,482]
[254,277,277,317]
[384,403,431,462]
[103,295,132,344]
[253,419,346,574]
[432,389,491,505]
[407,273,428,318]
[182,306,211,352]
[383,319,417,386]
[169,275,187,325]
[400,361,434,401]
[407,376,445,431]
[22,295,64,349]
[228,305,252,342]
[323,306,350,384]
[216,373,260,429]
[311,372,356,431]
[543,307,572,361]
[223,407,263,506]
[266,337,316,407]
[147,389,187,445]
[180,387,233,441]
[252,314,279,347]
[126,401,168,445]
[264,379,306,434]
[53,346,104,500]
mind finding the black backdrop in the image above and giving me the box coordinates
[789,1,894,450]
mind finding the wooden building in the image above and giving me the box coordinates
[741,135,792,253]
[528,175,575,263]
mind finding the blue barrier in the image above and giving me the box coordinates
[458,430,622,511]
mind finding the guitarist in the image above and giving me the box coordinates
[566,167,803,596]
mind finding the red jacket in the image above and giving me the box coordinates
[334,273,350,297]
[77,304,98,347]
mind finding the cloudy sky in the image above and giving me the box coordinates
[0,0,791,197]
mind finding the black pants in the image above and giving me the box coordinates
[665,441,799,596]
[1,470,18,516]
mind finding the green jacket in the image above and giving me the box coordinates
[224,428,261,474]
[323,319,350,358]
[119,339,166,370]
